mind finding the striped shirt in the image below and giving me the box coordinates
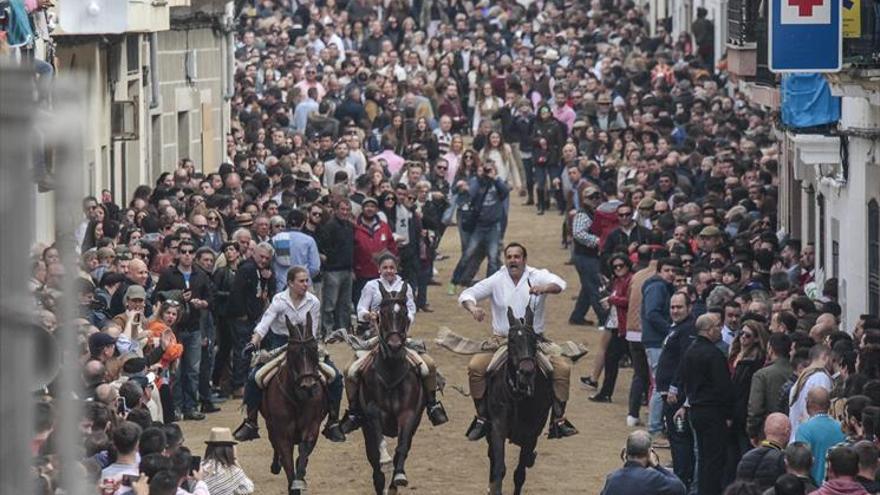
[201,460,255,495]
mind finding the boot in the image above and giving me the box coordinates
[233,407,260,442]
[547,399,578,439]
[322,396,346,442]
[523,185,534,206]
[465,397,489,441]
[425,390,449,426]
[340,391,363,434]
[536,189,546,215]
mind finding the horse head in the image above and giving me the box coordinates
[284,314,322,398]
[506,306,539,397]
[377,284,409,357]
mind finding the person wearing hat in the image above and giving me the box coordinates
[201,428,254,495]
[88,332,118,363]
[235,213,254,229]
[112,285,147,342]
[591,93,627,131]
[636,197,657,230]
[697,225,724,263]
[569,186,610,327]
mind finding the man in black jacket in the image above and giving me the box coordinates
[656,292,697,489]
[227,242,276,398]
[317,198,355,334]
[602,203,653,262]
[735,412,790,491]
[153,239,214,420]
[675,312,734,495]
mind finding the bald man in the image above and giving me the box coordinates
[796,387,846,484]
[109,258,152,317]
[735,413,791,490]
[600,430,686,495]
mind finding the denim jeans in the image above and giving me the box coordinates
[521,156,534,196]
[173,329,202,413]
[451,223,502,285]
[243,331,287,410]
[569,253,606,323]
[322,270,352,333]
[198,312,215,403]
[416,259,432,308]
[231,320,254,389]
[645,346,665,435]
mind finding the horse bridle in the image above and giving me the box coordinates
[376,297,409,357]
[286,331,323,388]
[506,277,539,395]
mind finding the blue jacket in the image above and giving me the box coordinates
[641,275,674,348]
[468,176,509,227]
[600,461,686,495]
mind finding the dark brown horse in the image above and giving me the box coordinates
[484,307,553,495]
[261,314,328,495]
[356,286,426,494]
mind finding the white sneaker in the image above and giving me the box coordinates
[379,438,392,465]
[626,415,642,427]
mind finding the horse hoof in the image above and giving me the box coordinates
[270,457,281,475]
[487,481,503,495]
[392,472,408,487]
[290,479,307,494]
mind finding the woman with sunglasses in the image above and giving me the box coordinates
[729,319,769,468]
[586,254,634,404]
[203,208,228,254]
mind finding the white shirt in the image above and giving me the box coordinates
[254,290,321,339]
[458,265,566,335]
[788,369,833,441]
[722,325,737,346]
[357,276,416,323]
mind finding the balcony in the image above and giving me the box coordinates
[55,0,170,36]
[841,0,880,68]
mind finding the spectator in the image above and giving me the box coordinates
[748,333,794,440]
[735,412,790,490]
[200,428,254,495]
[100,421,142,481]
[796,387,846,485]
[318,198,356,334]
[599,430,686,495]
[810,445,870,495]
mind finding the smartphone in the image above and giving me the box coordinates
[121,474,139,487]
[190,455,201,475]
[116,396,127,415]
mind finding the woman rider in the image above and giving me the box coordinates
[340,253,449,432]
[233,266,346,443]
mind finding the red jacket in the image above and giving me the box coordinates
[607,272,633,338]
[353,217,398,279]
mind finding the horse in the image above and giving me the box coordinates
[260,314,328,495]
[484,306,553,495]
[356,286,426,494]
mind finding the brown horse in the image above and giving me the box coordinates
[484,307,553,495]
[356,286,426,494]
[261,314,328,495]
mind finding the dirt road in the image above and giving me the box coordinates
[182,200,664,493]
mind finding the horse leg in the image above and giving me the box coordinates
[487,421,507,495]
[291,441,315,495]
[391,411,420,488]
[363,421,385,495]
[513,437,539,495]
[271,437,296,495]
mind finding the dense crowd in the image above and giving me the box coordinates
[18,0,880,493]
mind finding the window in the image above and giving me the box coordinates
[869,199,879,316]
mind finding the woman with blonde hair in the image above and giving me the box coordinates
[479,131,522,192]
[729,319,769,464]
[472,81,503,136]
[202,208,228,253]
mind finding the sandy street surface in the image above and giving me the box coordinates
[182,200,668,493]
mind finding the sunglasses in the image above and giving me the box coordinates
[179,249,195,255]
[742,332,755,339]
[436,166,448,171]
[193,224,207,229]
[618,212,632,217]
[207,216,219,221]
[613,264,626,269]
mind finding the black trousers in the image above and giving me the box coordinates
[628,342,650,418]
[598,333,626,399]
[665,399,694,490]
[690,406,728,495]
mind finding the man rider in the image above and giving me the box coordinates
[458,242,578,440]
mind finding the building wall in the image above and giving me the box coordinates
[155,23,228,177]
[786,96,880,330]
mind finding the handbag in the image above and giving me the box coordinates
[605,305,618,330]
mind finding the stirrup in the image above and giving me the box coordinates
[465,416,488,441]
[427,401,449,426]
[233,420,260,442]
[547,418,578,439]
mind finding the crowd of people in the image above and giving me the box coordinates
[19,0,880,493]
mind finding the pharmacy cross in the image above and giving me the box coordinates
[788,0,824,16]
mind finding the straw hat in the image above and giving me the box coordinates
[205,427,237,445]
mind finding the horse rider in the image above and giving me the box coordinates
[340,253,449,432]
[233,266,347,443]
[458,242,578,440]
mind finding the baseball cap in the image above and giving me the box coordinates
[699,225,723,237]
[362,197,379,207]
[88,332,117,356]
[124,285,146,301]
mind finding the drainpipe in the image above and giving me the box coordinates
[149,32,160,109]
[223,1,235,101]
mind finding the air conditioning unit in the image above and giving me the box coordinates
[60,0,128,34]
[111,100,139,141]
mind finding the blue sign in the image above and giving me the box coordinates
[770,0,842,72]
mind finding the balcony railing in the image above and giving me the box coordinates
[843,1,880,66]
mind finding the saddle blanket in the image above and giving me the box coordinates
[434,327,589,362]
[346,347,430,379]
[254,345,338,389]
[486,345,554,376]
